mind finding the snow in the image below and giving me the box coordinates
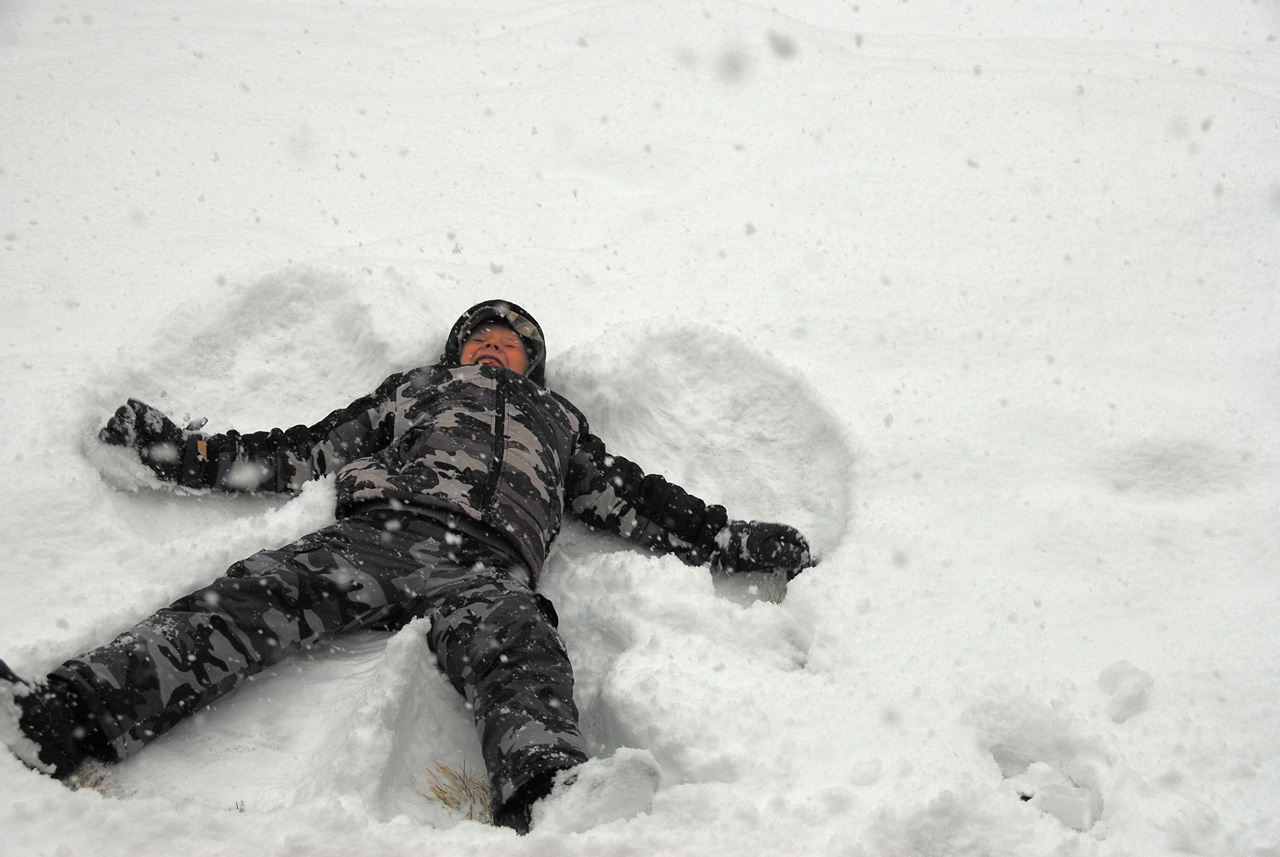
[1,1,1278,854]
[532,747,663,833]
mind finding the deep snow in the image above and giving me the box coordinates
[1,1,1278,855]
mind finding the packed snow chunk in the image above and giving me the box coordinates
[1098,661,1155,723]
[532,748,662,834]
[1033,783,1095,832]
[84,434,168,493]
[971,693,1110,829]
[1007,762,1096,831]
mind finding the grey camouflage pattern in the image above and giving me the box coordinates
[51,512,588,803]
[64,329,804,821]
[185,362,726,582]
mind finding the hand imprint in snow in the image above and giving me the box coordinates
[552,320,853,560]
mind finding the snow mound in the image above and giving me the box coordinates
[90,266,440,431]
[1098,661,1155,724]
[553,320,853,557]
[532,747,662,834]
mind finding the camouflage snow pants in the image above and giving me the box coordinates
[50,510,589,808]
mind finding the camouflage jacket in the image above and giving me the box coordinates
[179,363,728,582]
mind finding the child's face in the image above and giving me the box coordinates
[460,323,530,375]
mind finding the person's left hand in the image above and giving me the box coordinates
[711,521,814,580]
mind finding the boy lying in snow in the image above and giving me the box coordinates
[1,299,812,833]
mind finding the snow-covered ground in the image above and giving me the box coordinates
[2,2,1278,854]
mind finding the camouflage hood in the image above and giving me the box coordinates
[442,300,548,385]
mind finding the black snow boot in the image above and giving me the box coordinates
[0,658,101,779]
[492,769,560,835]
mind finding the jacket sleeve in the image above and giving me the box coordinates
[564,426,728,567]
[177,371,408,494]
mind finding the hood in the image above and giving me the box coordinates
[442,299,548,384]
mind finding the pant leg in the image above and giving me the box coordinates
[52,513,434,762]
[51,511,589,804]
[408,529,590,809]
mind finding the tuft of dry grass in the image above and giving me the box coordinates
[69,767,107,793]
[420,761,492,823]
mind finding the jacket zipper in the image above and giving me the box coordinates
[480,373,508,513]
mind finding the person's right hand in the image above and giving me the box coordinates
[100,399,188,482]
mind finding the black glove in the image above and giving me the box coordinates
[99,398,190,482]
[710,520,814,580]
